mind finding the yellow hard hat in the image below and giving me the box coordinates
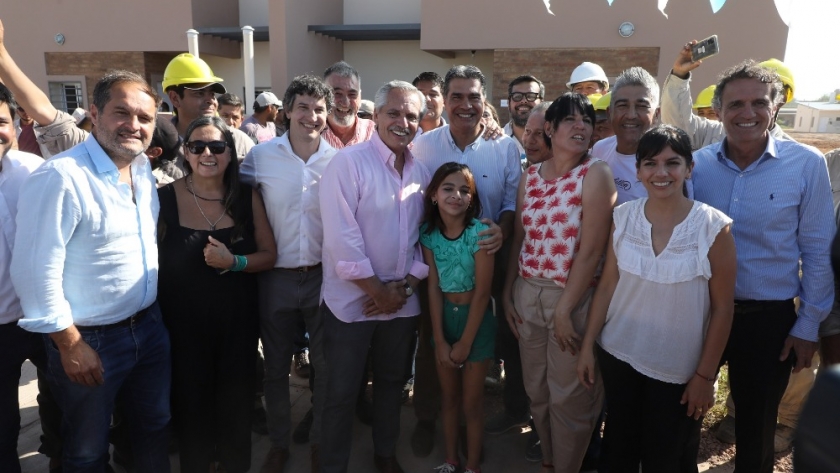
[693,85,716,109]
[759,58,794,103]
[162,53,225,93]
[587,93,603,107]
[594,92,611,111]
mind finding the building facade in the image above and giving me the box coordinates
[4,0,789,120]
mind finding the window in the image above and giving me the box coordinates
[810,117,815,129]
[799,117,802,127]
[48,81,84,113]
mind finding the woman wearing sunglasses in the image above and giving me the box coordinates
[157,116,277,473]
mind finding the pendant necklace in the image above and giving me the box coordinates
[189,176,226,231]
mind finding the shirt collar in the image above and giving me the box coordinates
[717,133,779,168]
[445,124,484,152]
[83,133,149,178]
[276,132,334,165]
[370,131,414,166]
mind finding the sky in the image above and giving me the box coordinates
[783,0,840,100]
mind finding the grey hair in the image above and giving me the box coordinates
[529,101,551,118]
[443,65,487,98]
[611,67,660,109]
[712,60,784,110]
[323,61,360,84]
[373,81,427,118]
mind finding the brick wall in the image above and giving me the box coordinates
[45,51,175,109]
[492,47,660,124]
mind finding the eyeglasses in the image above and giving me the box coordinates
[509,92,541,103]
[186,140,228,155]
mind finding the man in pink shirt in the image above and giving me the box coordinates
[321,61,375,149]
[319,80,429,473]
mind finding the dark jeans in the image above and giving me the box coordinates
[320,304,417,473]
[0,322,61,473]
[43,302,171,473]
[724,300,796,473]
[598,346,701,473]
[412,280,440,423]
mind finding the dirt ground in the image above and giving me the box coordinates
[787,132,840,154]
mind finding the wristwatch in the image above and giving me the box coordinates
[403,281,414,297]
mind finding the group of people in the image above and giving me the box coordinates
[1,14,839,473]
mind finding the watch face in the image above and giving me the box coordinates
[404,284,413,296]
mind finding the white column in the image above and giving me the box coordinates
[186,29,200,57]
[242,26,255,116]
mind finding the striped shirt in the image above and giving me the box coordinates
[412,124,521,222]
[692,134,835,341]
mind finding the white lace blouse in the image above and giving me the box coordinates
[598,198,732,384]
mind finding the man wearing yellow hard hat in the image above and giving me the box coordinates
[590,92,614,147]
[162,53,254,165]
[692,85,718,121]
[661,40,793,150]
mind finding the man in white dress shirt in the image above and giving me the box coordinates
[241,75,336,473]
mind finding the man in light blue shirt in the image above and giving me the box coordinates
[11,71,171,473]
[692,61,834,473]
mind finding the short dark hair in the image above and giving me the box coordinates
[282,75,334,130]
[508,75,545,99]
[423,162,482,235]
[543,93,596,148]
[150,115,181,163]
[253,102,271,114]
[93,70,161,113]
[218,93,244,112]
[412,71,443,89]
[713,59,784,110]
[636,124,693,197]
[635,124,694,167]
[443,65,486,98]
[182,116,247,241]
[0,83,18,121]
[323,61,360,83]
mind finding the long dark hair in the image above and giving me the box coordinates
[423,162,482,235]
[183,116,248,241]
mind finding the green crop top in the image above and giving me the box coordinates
[419,219,489,293]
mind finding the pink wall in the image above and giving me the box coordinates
[420,0,789,97]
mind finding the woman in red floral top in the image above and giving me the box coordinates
[502,93,617,473]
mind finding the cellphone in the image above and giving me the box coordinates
[691,35,720,62]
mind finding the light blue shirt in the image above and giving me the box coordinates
[12,135,159,333]
[412,124,521,222]
[692,134,835,341]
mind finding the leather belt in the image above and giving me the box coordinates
[76,306,150,331]
[280,263,322,272]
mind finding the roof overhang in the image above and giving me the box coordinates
[307,23,421,41]
[196,26,270,42]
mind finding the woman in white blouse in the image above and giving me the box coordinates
[577,124,736,473]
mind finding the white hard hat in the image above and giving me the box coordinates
[567,62,609,90]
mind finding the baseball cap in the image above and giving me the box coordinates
[255,92,282,108]
[359,100,374,116]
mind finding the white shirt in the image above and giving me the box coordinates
[412,124,521,222]
[240,133,336,268]
[12,136,159,333]
[503,121,527,163]
[0,151,43,325]
[599,199,731,384]
[591,136,646,205]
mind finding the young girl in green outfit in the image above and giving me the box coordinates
[421,162,496,473]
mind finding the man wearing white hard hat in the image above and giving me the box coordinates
[567,62,610,95]
[242,92,282,144]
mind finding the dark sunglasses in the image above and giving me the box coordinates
[185,140,228,155]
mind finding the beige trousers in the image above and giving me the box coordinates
[513,277,604,473]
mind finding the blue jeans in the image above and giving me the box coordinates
[43,302,171,473]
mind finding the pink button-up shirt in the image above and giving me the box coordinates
[322,118,375,149]
[320,132,431,322]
